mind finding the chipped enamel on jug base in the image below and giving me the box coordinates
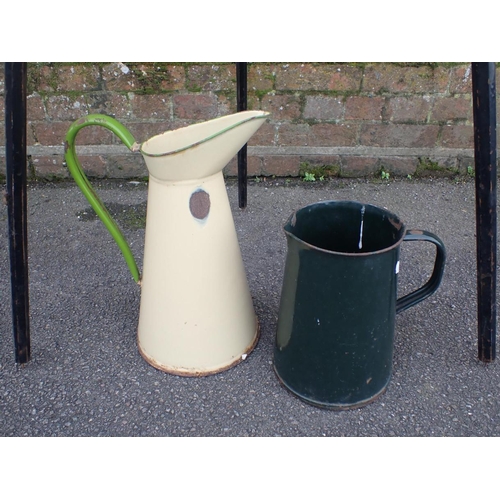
[64,110,269,376]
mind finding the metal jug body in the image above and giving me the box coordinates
[135,110,269,375]
[273,201,446,409]
[137,170,259,375]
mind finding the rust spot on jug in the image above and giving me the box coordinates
[388,215,403,231]
[190,189,210,220]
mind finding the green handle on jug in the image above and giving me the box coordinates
[64,114,141,283]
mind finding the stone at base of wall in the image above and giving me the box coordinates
[0,145,477,180]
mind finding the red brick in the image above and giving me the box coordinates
[341,156,379,177]
[34,65,56,92]
[66,155,107,177]
[35,64,100,92]
[275,63,332,91]
[327,65,363,92]
[83,92,130,118]
[263,155,300,176]
[130,94,172,119]
[247,156,264,176]
[277,123,357,147]
[360,124,440,147]
[187,64,236,92]
[277,123,310,146]
[102,63,141,91]
[248,64,277,91]
[363,64,449,94]
[27,94,45,121]
[299,155,342,173]
[77,124,130,146]
[247,95,261,111]
[261,94,301,121]
[275,64,362,92]
[303,96,343,120]
[173,93,219,120]
[431,96,472,122]
[223,157,237,176]
[223,156,262,177]
[112,64,185,92]
[449,65,473,94]
[102,93,132,120]
[159,65,186,91]
[45,95,90,121]
[309,123,357,147]
[52,154,146,179]
[248,122,275,146]
[55,64,100,92]
[26,122,37,146]
[32,122,69,146]
[387,96,431,123]
[106,155,148,178]
[345,96,384,121]
[33,122,117,146]
[217,94,236,116]
[440,125,474,148]
[32,155,69,178]
[126,123,175,143]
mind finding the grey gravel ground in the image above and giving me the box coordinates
[1,176,498,436]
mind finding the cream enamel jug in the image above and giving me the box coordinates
[64,110,269,376]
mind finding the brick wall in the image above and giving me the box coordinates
[0,62,492,180]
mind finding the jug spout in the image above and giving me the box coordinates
[140,110,269,182]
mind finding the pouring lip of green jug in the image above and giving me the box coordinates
[284,200,407,257]
[140,111,270,158]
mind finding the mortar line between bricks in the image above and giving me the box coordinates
[248,146,475,158]
[0,145,475,158]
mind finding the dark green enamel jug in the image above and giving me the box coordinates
[273,201,446,410]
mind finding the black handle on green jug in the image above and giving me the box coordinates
[396,229,446,314]
[64,114,142,283]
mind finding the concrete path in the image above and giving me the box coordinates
[1,177,498,436]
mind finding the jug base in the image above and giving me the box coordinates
[137,322,260,377]
[273,366,389,410]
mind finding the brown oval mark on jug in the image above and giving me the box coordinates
[190,189,210,220]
